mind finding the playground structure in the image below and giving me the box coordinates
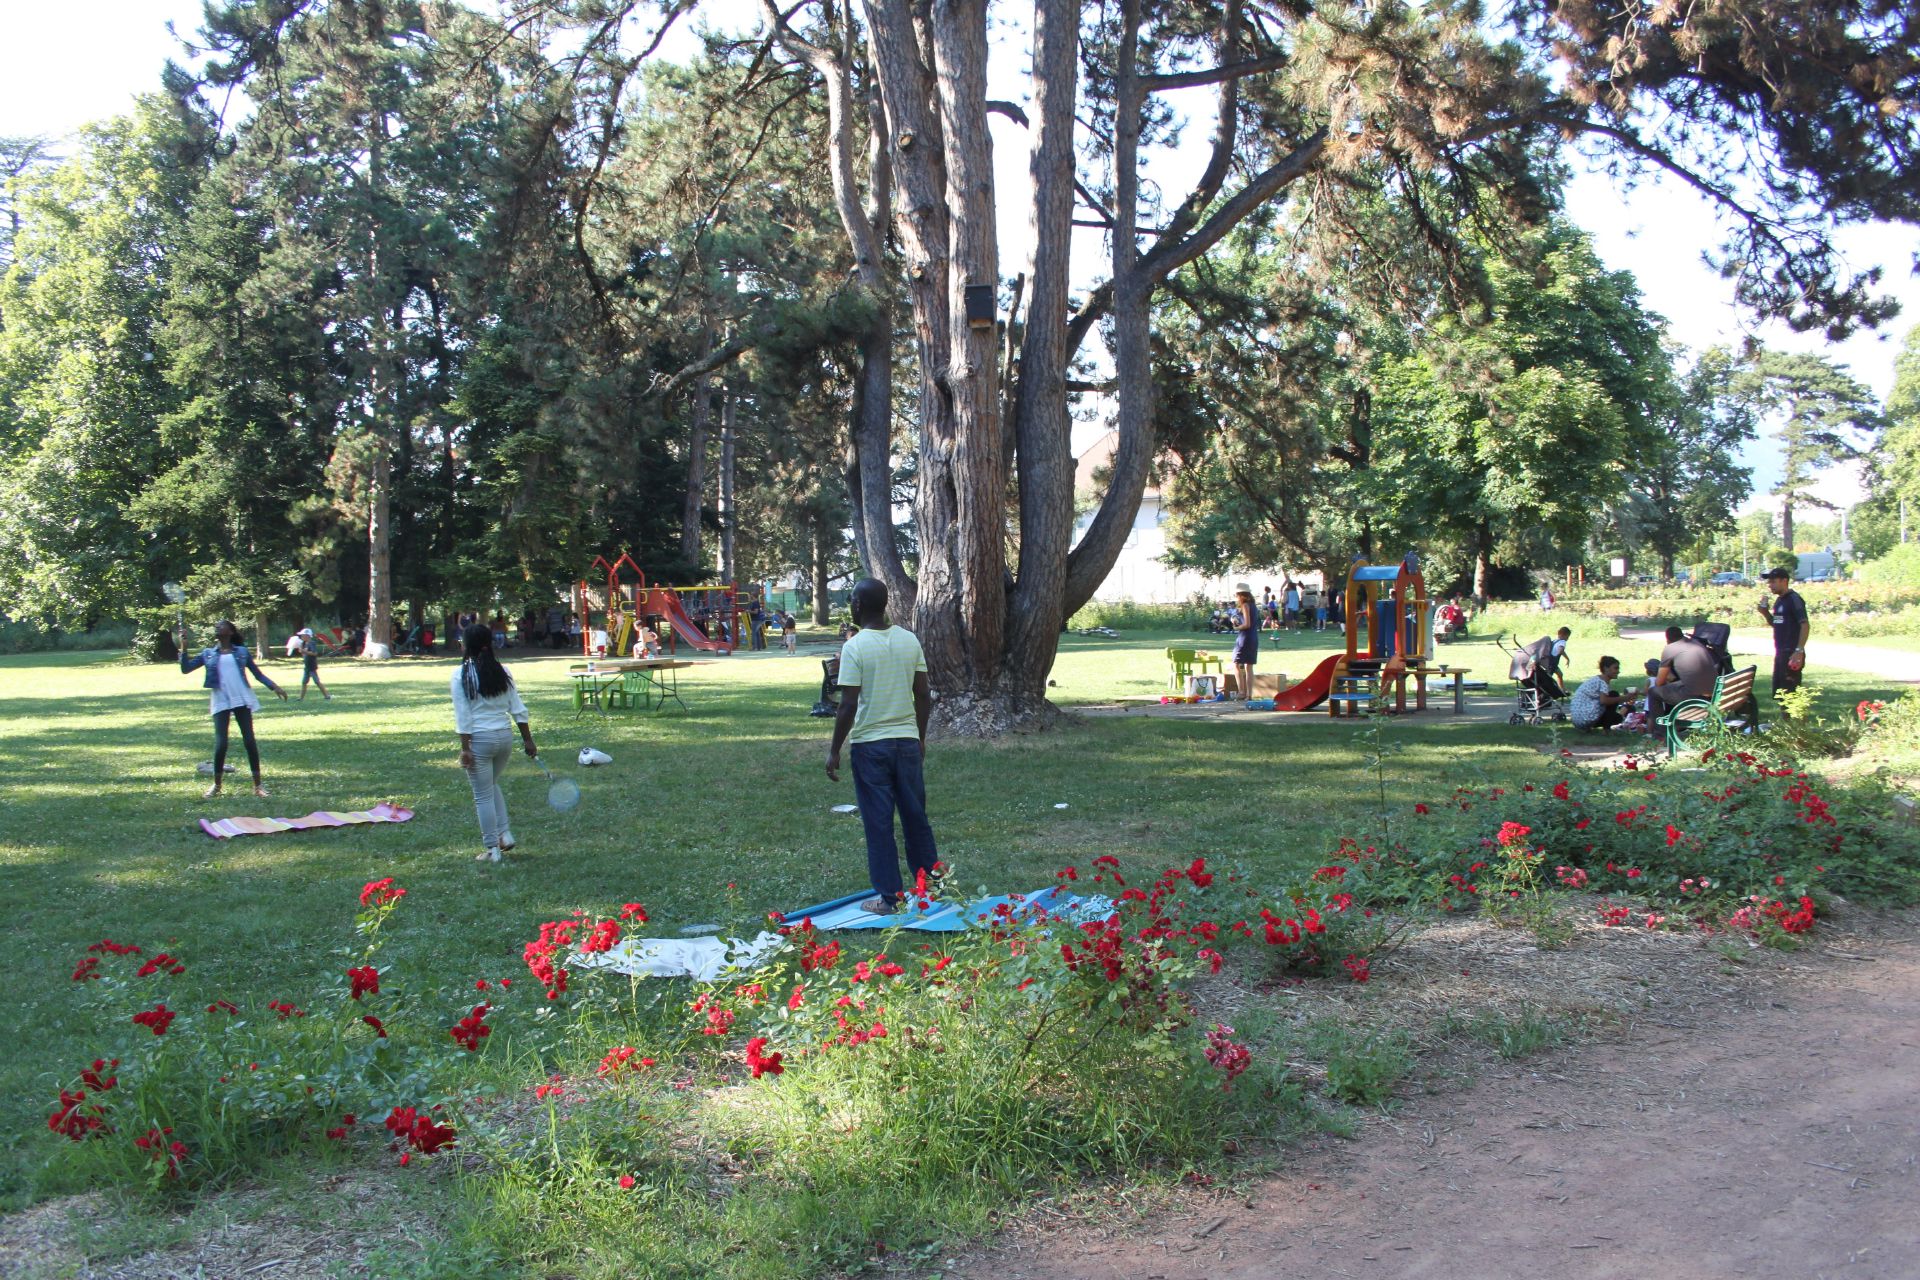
[575,553,756,658]
[1258,554,1469,715]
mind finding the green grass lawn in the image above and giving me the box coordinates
[2,629,1911,1263]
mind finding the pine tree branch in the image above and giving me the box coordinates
[1141,52,1288,92]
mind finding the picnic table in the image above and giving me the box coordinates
[1411,665,1482,714]
[568,658,701,716]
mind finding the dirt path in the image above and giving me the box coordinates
[953,926,1920,1280]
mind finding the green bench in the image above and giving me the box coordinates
[1657,666,1759,757]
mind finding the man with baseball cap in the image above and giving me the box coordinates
[1756,568,1809,704]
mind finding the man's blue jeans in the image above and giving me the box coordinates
[850,737,938,902]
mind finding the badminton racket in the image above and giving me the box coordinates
[530,755,582,812]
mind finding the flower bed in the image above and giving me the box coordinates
[37,740,1914,1276]
[1357,747,1916,936]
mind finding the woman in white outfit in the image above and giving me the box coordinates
[452,623,539,863]
[181,620,287,799]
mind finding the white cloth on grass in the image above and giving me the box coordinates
[570,931,787,981]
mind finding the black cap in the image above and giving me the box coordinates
[1762,567,1792,580]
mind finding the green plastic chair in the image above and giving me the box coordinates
[1166,647,1198,690]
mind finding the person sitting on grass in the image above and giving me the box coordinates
[1571,656,1634,731]
[825,578,938,914]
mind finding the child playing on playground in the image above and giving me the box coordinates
[824,578,938,913]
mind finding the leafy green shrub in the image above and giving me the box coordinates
[1762,685,1867,760]
[1821,605,1920,639]
[49,859,1355,1277]
[1467,609,1619,641]
[1859,543,1920,588]
[1310,1023,1412,1106]
[45,880,461,1195]
[1546,581,1920,634]
[1068,599,1211,631]
[0,618,136,655]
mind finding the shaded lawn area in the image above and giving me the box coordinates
[0,633,1907,1212]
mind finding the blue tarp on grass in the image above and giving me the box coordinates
[783,884,1116,932]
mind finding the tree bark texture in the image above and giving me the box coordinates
[812,513,834,624]
[797,0,1328,732]
[681,328,712,566]
[719,390,737,583]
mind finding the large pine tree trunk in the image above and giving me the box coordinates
[1780,501,1795,557]
[997,0,1079,727]
[1473,527,1493,603]
[718,391,736,582]
[812,515,833,625]
[835,0,1312,734]
[359,93,394,660]
[681,328,711,566]
[363,441,394,658]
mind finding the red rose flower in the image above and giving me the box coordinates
[347,966,380,1000]
[449,1003,492,1052]
[580,919,622,954]
[131,1003,175,1036]
[745,1036,785,1079]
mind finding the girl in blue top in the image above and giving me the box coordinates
[180,620,287,799]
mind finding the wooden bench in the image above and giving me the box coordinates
[1657,666,1759,756]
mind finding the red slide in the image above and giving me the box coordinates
[657,593,733,654]
[1270,653,1340,712]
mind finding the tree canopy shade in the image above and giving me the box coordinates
[1,0,1915,730]
[722,0,1920,729]
[1154,219,1714,594]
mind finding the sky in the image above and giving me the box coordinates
[5,0,1913,516]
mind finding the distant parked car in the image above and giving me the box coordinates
[1708,571,1754,587]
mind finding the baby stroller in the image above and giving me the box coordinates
[1498,633,1567,726]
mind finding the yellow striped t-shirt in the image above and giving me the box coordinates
[838,626,927,743]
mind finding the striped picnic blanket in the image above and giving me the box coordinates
[199,802,414,839]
